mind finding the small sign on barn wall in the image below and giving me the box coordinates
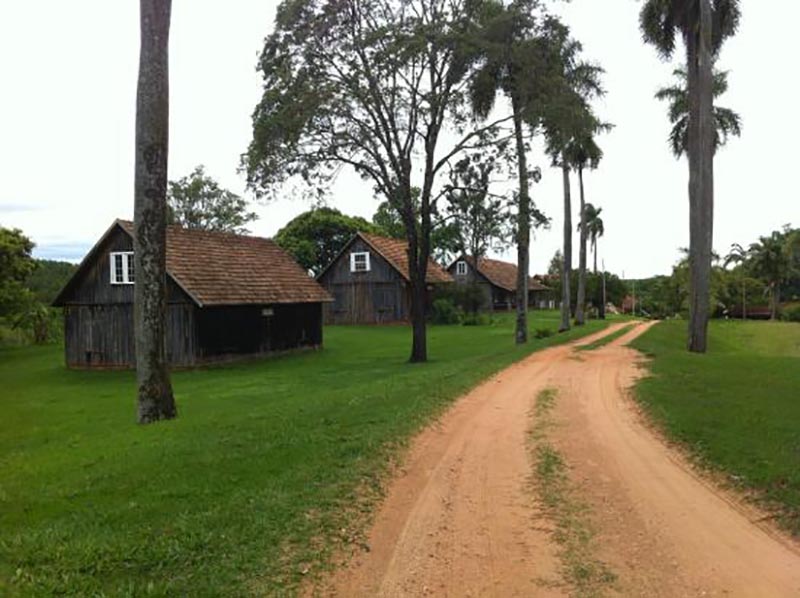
[261,307,274,317]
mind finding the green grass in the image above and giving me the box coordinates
[0,311,608,597]
[529,389,616,597]
[577,324,635,352]
[631,320,800,535]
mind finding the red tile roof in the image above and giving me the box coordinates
[85,220,331,306]
[459,256,550,292]
[359,233,453,284]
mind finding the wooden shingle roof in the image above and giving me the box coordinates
[358,233,453,284]
[118,221,331,306]
[460,256,550,293]
[54,220,331,307]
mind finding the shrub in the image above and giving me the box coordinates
[534,328,554,339]
[461,313,492,326]
[433,283,486,314]
[430,298,462,325]
[780,304,800,323]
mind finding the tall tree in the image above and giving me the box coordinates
[469,0,567,343]
[724,242,750,321]
[444,154,513,262]
[245,0,509,362]
[640,0,741,352]
[133,0,176,423]
[655,68,742,158]
[167,165,258,233]
[541,30,604,332]
[582,203,604,274]
[566,130,605,325]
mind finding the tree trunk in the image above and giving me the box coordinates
[575,167,587,325]
[560,160,572,333]
[770,283,780,321]
[134,0,176,424]
[593,239,598,274]
[512,99,530,344]
[686,0,715,353]
[405,197,429,363]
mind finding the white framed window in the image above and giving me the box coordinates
[110,252,135,284]
[456,260,468,276]
[350,251,370,273]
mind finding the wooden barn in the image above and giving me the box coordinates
[317,232,453,324]
[52,220,332,369]
[447,255,554,311]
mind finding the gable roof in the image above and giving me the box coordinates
[318,232,453,284]
[53,220,331,307]
[452,255,550,293]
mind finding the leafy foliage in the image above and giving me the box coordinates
[245,0,521,360]
[27,260,77,304]
[274,207,381,275]
[655,68,742,158]
[0,227,36,317]
[444,154,513,261]
[168,165,257,234]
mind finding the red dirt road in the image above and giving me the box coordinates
[317,322,800,597]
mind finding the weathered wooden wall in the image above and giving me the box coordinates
[59,225,326,368]
[319,238,410,324]
[195,303,322,359]
[448,260,552,311]
[63,304,196,368]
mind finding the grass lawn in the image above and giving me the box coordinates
[631,319,800,535]
[0,311,608,597]
[577,323,635,351]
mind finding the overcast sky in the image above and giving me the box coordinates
[1,1,797,278]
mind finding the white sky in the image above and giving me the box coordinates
[1,0,797,278]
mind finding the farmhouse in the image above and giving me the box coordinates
[447,255,554,311]
[317,232,453,324]
[53,220,331,369]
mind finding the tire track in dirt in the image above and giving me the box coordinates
[313,322,800,597]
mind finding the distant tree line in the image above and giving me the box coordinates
[0,226,76,345]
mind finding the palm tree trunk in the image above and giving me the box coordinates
[134,0,176,423]
[512,98,529,344]
[560,159,572,333]
[686,0,715,353]
[593,239,598,274]
[575,166,587,325]
[770,283,780,320]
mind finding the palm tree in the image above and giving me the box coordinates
[656,68,742,158]
[640,0,740,353]
[566,131,605,326]
[582,203,605,274]
[724,242,749,321]
[469,2,564,344]
[134,0,177,423]
[747,229,800,320]
[540,30,604,332]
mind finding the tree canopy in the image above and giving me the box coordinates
[245,0,529,361]
[168,165,258,234]
[274,207,381,276]
[655,68,742,158]
[0,227,36,317]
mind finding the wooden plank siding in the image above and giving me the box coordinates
[319,238,411,325]
[58,226,325,368]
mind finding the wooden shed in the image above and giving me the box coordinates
[316,232,453,324]
[446,255,554,311]
[52,220,332,369]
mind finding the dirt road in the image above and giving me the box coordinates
[318,322,800,597]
